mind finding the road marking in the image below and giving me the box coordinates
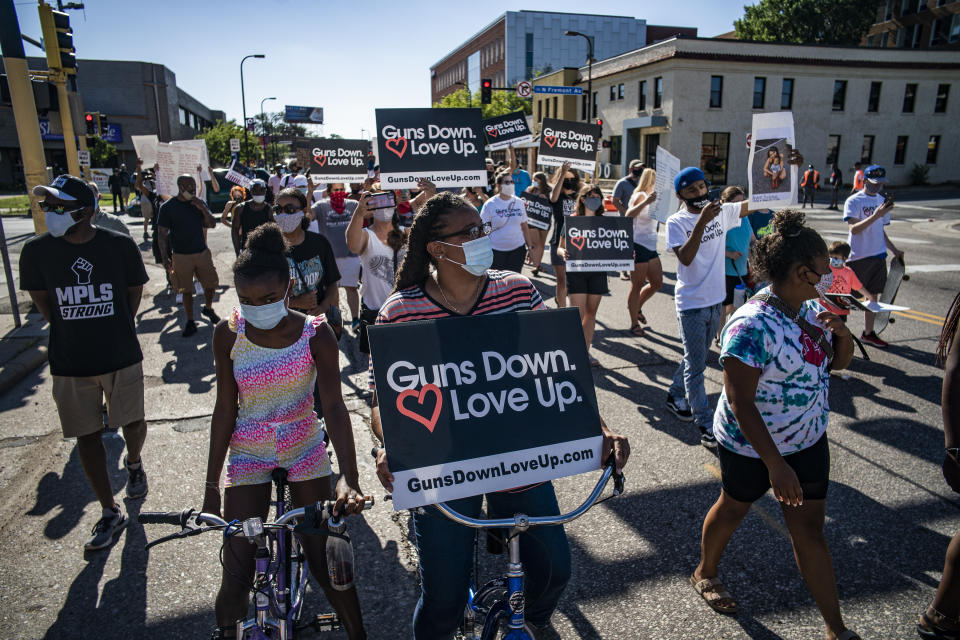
[894,311,945,326]
[895,203,958,213]
[892,308,945,321]
[904,264,960,274]
[702,462,790,539]
[819,230,932,244]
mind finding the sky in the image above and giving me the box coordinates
[13,0,747,139]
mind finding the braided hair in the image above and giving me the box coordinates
[393,192,473,292]
[749,209,827,284]
[233,222,290,284]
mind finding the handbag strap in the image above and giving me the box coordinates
[751,292,833,361]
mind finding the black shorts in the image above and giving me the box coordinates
[633,243,659,264]
[566,271,609,295]
[723,274,742,306]
[718,434,830,503]
[549,242,564,267]
[847,256,887,296]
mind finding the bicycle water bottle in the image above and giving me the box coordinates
[325,516,355,591]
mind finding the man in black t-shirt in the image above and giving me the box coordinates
[20,175,150,552]
[157,174,221,337]
[107,168,125,213]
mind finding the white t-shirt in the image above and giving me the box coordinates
[628,191,658,251]
[666,202,741,311]
[480,195,528,251]
[268,174,283,195]
[843,191,889,262]
[359,227,405,310]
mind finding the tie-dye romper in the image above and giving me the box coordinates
[225,308,332,487]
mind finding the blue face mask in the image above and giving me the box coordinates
[439,235,493,276]
[584,197,603,212]
[829,257,844,269]
[241,290,289,330]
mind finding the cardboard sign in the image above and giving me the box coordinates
[482,111,533,151]
[520,192,552,231]
[564,216,633,272]
[537,118,601,172]
[369,308,603,510]
[376,108,485,189]
[295,138,370,183]
[748,112,797,209]
[132,134,160,166]
[651,146,681,224]
[134,136,211,187]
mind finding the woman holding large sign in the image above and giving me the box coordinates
[625,168,662,337]
[690,210,858,640]
[480,170,533,273]
[548,162,581,308]
[370,192,629,638]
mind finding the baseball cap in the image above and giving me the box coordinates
[864,164,887,183]
[33,174,96,208]
[674,167,706,193]
[292,175,309,188]
[629,159,644,169]
[249,178,267,189]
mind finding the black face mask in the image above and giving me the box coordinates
[631,169,642,177]
[682,195,712,211]
[563,179,577,190]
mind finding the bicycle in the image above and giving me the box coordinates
[140,469,373,639]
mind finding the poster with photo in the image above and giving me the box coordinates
[748,112,797,209]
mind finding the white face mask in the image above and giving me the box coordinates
[814,270,834,298]
[46,209,82,237]
[499,184,515,197]
[373,208,395,222]
[252,194,266,203]
[241,296,288,330]
[274,211,304,233]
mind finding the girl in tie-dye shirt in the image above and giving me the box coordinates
[202,220,368,639]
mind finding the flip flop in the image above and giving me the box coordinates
[628,324,645,337]
[690,574,737,615]
[918,611,960,639]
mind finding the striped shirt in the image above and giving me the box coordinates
[376,270,545,324]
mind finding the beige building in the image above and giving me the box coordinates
[558,37,959,186]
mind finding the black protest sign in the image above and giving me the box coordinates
[538,118,602,172]
[564,216,633,272]
[376,108,485,190]
[368,308,603,510]
[520,192,552,231]
[295,138,370,183]
[482,111,533,151]
[225,159,255,188]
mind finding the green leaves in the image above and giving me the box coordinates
[734,0,877,45]
[433,87,533,119]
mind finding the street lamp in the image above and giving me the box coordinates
[240,54,265,165]
[565,31,593,123]
[260,96,276,167]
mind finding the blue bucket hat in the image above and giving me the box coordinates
[675,167,705,193]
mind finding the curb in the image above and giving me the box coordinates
[0,343,48,397]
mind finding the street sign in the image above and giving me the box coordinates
[533,86,584,95]
[746,132,752,151]
[516,80,532,98]
[230,138,241,153]
[77,149,90,167]
[245,118,256,131]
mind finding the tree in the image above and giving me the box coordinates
[194,119,247,166]
[734,0,877,45]
[434,87,533,119]
[87,136,116,166]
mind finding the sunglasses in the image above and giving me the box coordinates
[437,221,492,241]
[272,204,302,214]
[40,202,84,215]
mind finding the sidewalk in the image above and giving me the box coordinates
[0,311,48,398]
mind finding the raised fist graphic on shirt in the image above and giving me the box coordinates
[71,257,93,285]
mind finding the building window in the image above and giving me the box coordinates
[525,33,534,79]
[868,81,882,112]
[894,135,908,164]
[553,96,558,119]
[912,23,924,48]
[536,100,542,123]
[618,83,624,100]
[179,107,188,126]
[903,83,917,112]
[781,78,794,110]
[544,98,550,119]
[832,80,847,111]
[932,17,948,46]
[753,77,766,109]
[826,135,841,165]
[639,80,646,111]
[592,91,598,118]
[654,77,663,109]
[927,135,941,164]
[935,84,950,112]
[610,85,616,101]
[700,132,729,185]
[709,76,723,108]
[951,14,960,43]
[861,135,875,164]
[610,135,622,162]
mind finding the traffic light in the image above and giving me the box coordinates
[84,112,99,135]
[98,113,109,135]
[38,4,77,74]
[596,119,603,127]
[481,78,492,105]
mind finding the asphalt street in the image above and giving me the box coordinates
[0,189,958,639]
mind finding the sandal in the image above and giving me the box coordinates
[918,610,960,639]
[690,574,737,615]
[637,311,647,325]
[628,324,645,337]
[836,631,862,640]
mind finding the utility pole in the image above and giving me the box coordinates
[0,0,48,233]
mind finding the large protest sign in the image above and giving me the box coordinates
[564,216,633,272]
[224,160,256,188]
[748,112,797,209]
[294,138,369,183]
[482,111,533,151]
[537,118,601,172]
[171,139,211,181]
[520,192,552,231]
[651,146,681,223]
[134,137,211,193]
[376,108,485,189]
[132,135,159,166]
[369,308,603,510]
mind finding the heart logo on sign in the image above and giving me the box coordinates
[487,128,499,138]
[313,154,327,167]
[544,135,558,148]
[569,236,586,251]
[396,384,443,433]
[385,137,408,159]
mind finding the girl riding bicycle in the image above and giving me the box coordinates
[370,192,630,638]
[202,219,367,639]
